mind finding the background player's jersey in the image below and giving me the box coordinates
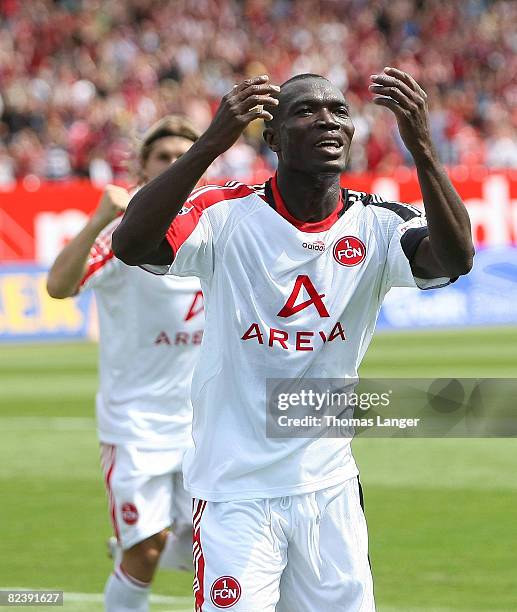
[147,177,451,500]
[79,218,204,450]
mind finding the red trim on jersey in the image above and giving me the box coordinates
[166,184,255,255]
[80,250,115,287]
[79,219,120,288]
[102,444,120,541]
[271,173,343,232]
[193,499,207,611]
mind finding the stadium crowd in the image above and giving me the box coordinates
[0,0,516,186]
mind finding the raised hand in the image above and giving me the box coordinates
[93,185,131,227]
[369,67,434,161]
[112,76,280,265]
[201,75,280,156]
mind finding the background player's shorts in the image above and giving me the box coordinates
[100,443,191,550]
[193,477,374,611]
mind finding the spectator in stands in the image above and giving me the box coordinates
[1,0,515,181]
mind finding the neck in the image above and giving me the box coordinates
[275,166,342,222]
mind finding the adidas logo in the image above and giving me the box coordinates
[302,240,325,252]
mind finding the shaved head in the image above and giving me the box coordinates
[265,74,332,128]
[281,73,330,88]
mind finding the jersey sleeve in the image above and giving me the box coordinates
[78,218,122,292]
[140,186,216,279]
[166,201,215,279]
[141,183,254,280]
[384,202,452,290]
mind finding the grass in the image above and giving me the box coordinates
[1,327,517,610]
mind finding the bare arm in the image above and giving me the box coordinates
[112,75,280,266]
[46,185,130,298]
[370,67,475,279]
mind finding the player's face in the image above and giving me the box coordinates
[274,79,354,174]
[142,136,195,182]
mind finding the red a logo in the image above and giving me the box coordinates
[185,291,204,321]
[155,331,171,345]
[278,275,330,318]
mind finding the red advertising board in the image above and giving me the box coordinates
[1,171,517,264]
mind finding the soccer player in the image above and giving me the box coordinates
[47,116,205,612]
[112,70,474,611]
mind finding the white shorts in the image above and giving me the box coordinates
[100,443,191,550]
[193,477,374,611]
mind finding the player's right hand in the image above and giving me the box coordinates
[93,184,131,226]
[200,75,280,156]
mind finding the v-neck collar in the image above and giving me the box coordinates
[265,173,348,233]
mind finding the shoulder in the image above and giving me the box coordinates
[166,182,266,253]
[345,188,423,222]
[179,182,266,235]
[186,181,263,211]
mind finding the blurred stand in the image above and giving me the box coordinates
[0,0,515,184]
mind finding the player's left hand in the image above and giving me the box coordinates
[369,67,434,161]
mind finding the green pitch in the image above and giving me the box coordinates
[1,327,516,611]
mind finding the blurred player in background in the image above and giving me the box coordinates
[47,116,204,612]
[113,70,474,611]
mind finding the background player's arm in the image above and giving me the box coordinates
[112,76,280,266]
[370,67,475,279]
[46,185,129,298]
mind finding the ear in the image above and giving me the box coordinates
[263,127,281,153]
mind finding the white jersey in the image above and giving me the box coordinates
[146,177,451,500]
[79,217,204,450]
